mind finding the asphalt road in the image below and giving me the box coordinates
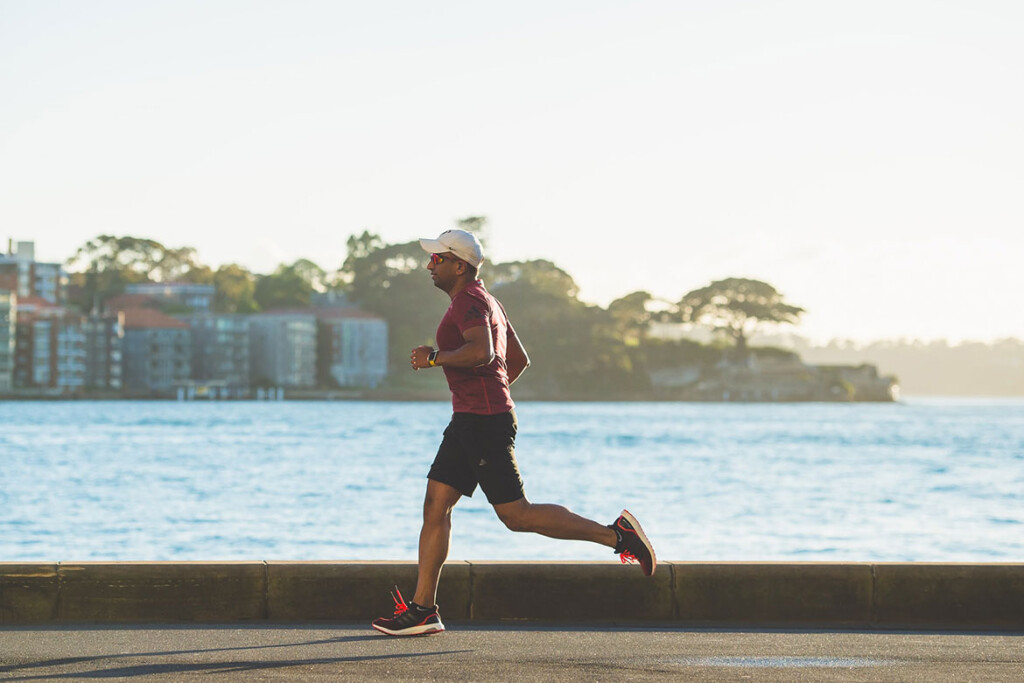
[1,623,1021,682]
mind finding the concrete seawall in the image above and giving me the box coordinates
[2,562,1022,630]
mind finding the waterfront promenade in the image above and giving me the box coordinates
[3,561,1023,680]
[1,623,1022,681]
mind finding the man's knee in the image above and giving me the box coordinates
[423,497,452,524]
[422,483,459,524]
[495,501,533,532]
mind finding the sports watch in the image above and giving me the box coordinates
[427,350,438,367]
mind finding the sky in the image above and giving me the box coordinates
[2,1,1022,343]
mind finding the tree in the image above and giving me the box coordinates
[150,245,205,282]
[488,259,580,299]
[343,231,385,263]
[178,263,214,285]
[679,278,804,355]
[328,231,384,291]
[213,264,258,313]
[66,235,206,282]
[488,260,640,395]
[65,235,208,311]
[253,259,323,311]
[67,235,162,279]
[608,291,657,345]
[290,258,329,293]
[340,234,447,371]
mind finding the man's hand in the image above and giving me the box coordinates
[412,327,493,371]
[410,345,435,371]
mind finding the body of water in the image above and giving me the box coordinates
[1,398,1022,562]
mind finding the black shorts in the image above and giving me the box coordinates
[427,410,525,505]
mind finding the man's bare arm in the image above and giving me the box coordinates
[506,329,530,384]
[410,326,494,370]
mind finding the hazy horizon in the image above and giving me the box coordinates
[3,1,1022,345]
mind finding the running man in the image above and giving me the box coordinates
[371,229,655,636]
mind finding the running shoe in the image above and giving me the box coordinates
[610,509,656,576]
[371,587,445,636]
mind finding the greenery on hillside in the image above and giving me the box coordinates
[63,225,807,396]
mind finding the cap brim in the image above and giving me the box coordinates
[419,238,446,254]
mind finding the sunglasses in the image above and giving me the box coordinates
[429,253,458,266]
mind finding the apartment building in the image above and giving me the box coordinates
[121,308,192,397]
[315,307,388,388]
[12,297,86,393]
[84,311,124,392]
[181,313,251,396]
[249,311,317,388]
[0,240,66,304]
[0,290,15,392]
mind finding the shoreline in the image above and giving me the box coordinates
[4,392,1023,402]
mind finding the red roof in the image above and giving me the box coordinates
[313,307,384,321]
[257,309,318,318]
[258,307,383,321]
[121,307,190,330]
[104,293,161,312]
[13,295,56,310]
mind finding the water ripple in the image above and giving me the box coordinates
[1,398,1022,562]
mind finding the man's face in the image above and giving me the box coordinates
[427,251,462,291]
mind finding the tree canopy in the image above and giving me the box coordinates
[65,235,208,311]
[253,260,327,311]
[339,233,447,370]
[680,278,805,353]
[607,291,657,346]
[66,235,204,282]
[62,231,811,395]
[212,264,258,313]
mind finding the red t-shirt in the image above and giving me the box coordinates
[436,280,516,415]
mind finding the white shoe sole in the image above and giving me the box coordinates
[372,621,445,636]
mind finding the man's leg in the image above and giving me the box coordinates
[413,479,463,607]
[493,498,657,576]
[492,497,617,547]
[477,409,655,576]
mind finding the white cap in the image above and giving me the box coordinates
[419,229,485,268]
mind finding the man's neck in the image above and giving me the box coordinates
[446,277,477,300]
